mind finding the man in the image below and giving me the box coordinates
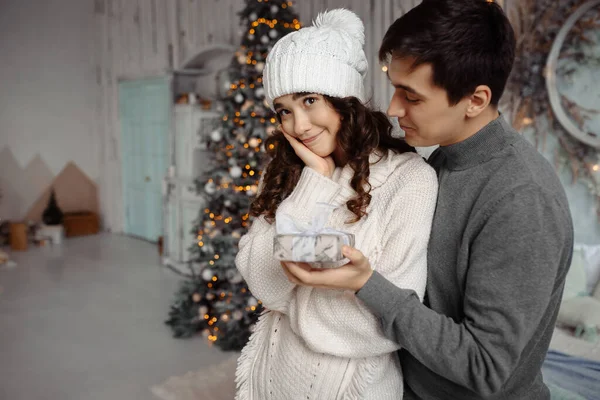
[281,1,574,398]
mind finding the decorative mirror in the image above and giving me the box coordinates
[545,0,600,149]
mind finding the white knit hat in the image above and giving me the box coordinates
[263,9,368,110]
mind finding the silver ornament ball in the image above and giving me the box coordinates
[202,268,214,281]
[210,129,222,142]
[230,166,243,178]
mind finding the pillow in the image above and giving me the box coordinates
[593,277,600,302]
[557,296,600,342]
[562,247,588,302]
[545,382,587,400]
[579,244,600,295]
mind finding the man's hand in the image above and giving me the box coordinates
[281,246,374,292]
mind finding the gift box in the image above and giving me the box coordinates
[273,203,354,265]
[273,233,354,263]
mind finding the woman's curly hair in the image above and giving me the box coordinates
[250,95,415,223]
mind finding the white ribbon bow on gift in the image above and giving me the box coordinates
[276,203,352,261]
[276,202,337,235]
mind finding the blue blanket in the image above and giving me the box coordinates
[543,350,600,400]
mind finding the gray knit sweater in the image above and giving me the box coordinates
[357,115,574,399]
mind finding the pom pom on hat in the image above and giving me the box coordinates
[313,8,365,46]
[263,8,368,110]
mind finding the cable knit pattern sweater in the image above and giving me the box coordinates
[234,150,438,400]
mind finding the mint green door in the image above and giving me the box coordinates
[119,77,170,241]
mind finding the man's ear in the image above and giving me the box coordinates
[466,85,493,117]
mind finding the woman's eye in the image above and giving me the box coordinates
[304,97,317,106]
[405,96,419,104]
[277,109,290,117]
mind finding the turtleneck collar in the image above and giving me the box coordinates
[438,114,517,170]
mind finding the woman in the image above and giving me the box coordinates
[235,9,438,400]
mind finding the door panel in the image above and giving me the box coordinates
[119,76,170,241]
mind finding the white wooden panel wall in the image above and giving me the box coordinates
[96,0,509,232]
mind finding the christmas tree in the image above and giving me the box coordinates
[166,0,301,351]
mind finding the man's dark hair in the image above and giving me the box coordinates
[379,0,516,106]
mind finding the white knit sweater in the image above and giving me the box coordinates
[235,150,438,400]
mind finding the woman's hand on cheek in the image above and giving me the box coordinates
[281,129,335,178]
